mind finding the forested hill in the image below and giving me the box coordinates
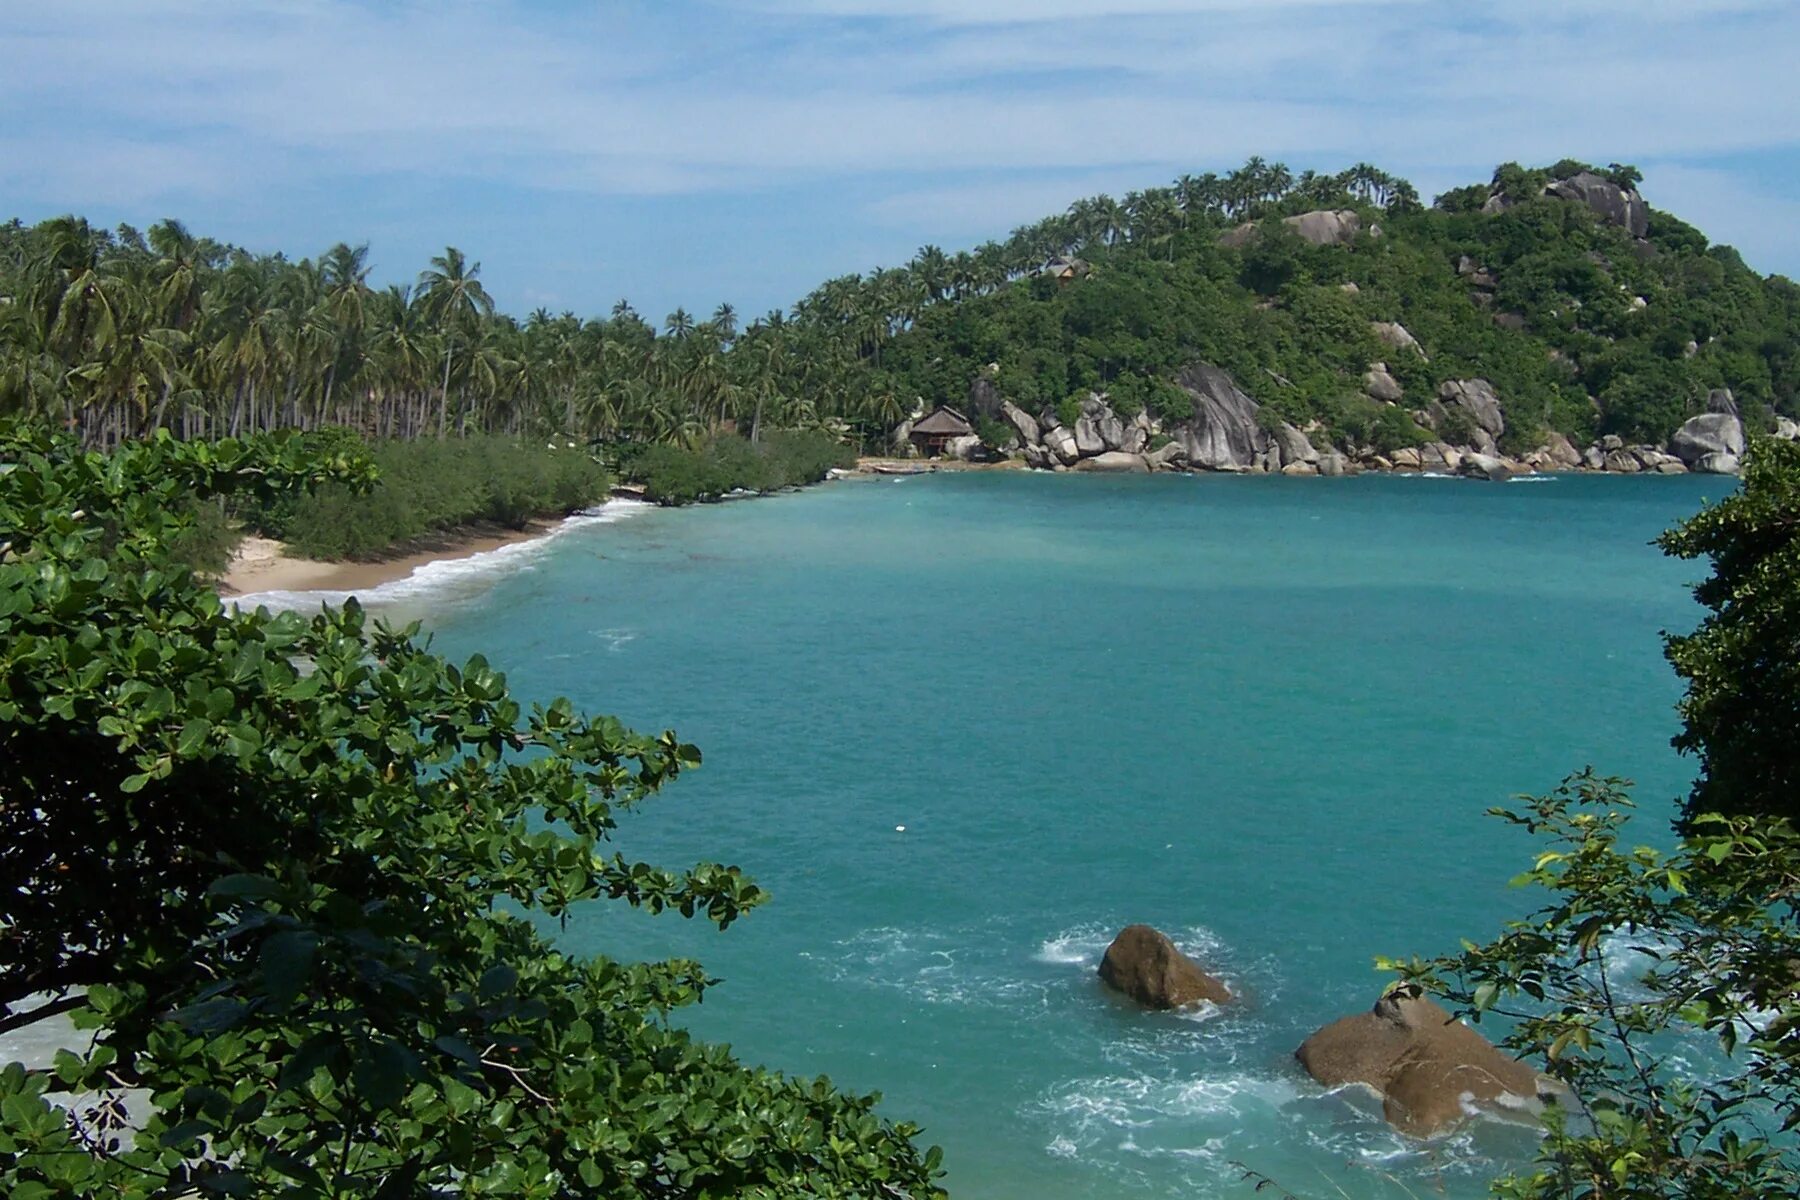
[870,161,1799,466]
[0,158,1795,464]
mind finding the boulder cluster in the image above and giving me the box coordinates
[1094,925,1563,1140]
[913,353,1778,482]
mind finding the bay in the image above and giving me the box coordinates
[415,471,1725,1199]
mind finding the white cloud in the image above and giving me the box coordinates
[1,0,1798,283]
[1639,164,1800,270]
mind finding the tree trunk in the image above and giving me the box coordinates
[437,342,454,438]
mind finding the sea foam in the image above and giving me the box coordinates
[230,498,652,613]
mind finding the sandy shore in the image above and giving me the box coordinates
[218,520,556,598]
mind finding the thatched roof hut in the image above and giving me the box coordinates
[909,406,974,457]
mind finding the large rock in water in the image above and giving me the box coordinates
[1073,451,1149,473]
[1171,364,1270,472]
[1098,925,1231,1009]
[1460,452,1515,481]
[1296,985,1561,1137]
[1545,171,1649,239]
[1669,412,1746,468]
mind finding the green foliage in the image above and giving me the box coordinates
[1661,438,1800,823]
[252,434,611,561]
[5,157,1796,465]
[0,425,942,1198]
[1390,773,1800,1199]
[974,417,1013,451]
[619,431,853,506]
[1379,443,1800,1199]
[874,160,1798,454]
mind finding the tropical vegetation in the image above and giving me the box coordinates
[4,158,1795,463]
[0,424,945,1199]
[1383,439,1800,1197]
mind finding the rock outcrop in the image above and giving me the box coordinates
[1669,411,1746,471]
[1220,209,1375,250]
[1000,400,1040,448]
[1459,452,1515,481]
[1073,451,1150,473]
[1098,925,1231,1009]
[1296,985,1562,1137]
[1042,422,1080,465]
[1545,171,1650,239]
[1434,379,1507,455]
[1364,363,1404,403]
[1172,364,1271,472]
[1145,440,1188,470]
[965,374,1005,424]
[1371,322,1425,358]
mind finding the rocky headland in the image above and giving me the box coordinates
[896,359,1769,483]
[890,171,1784,482]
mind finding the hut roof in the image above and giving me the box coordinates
[910,406,974,436]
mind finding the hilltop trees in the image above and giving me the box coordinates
[1,158,1796,455]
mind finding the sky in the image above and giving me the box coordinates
[4,0,1799,322]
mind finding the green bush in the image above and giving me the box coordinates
[249,435,611,561]
[620,431,853,506]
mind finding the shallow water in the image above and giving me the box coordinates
[358,472,1725,1198]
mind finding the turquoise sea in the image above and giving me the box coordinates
[339,471,1726,1199]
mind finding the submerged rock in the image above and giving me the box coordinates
[1295,984,1562,1137]
[1098,925,1231,1009]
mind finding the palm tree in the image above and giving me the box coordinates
[417,247,494,436]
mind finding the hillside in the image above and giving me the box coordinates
[866,161,1800,479]
[0,158,1795,482]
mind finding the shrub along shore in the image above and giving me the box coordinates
[189,428,853,588]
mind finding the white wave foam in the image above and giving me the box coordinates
[1035,922,1225,968]
[1507,474,1556,484]
[231,499,653,613]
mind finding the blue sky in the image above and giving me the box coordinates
[4,0,1799,322]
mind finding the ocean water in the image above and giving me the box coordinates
[367,471,1725,1199]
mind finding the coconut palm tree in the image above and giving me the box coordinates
[417,246,493,436]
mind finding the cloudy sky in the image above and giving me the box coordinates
[4,0,1797,320]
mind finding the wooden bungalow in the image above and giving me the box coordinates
[1041,256,1090,285]
[908,406,974,458]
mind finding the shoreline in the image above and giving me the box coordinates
[219,517,565,602]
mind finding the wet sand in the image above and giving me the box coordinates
[218,520,555,598]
